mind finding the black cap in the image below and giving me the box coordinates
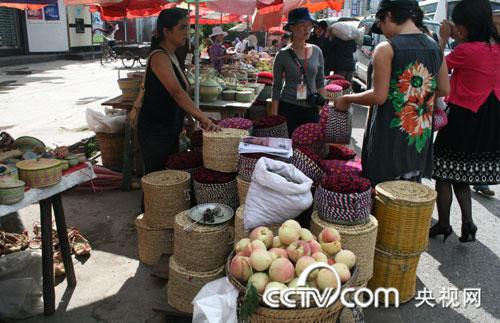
[284,8,317,32]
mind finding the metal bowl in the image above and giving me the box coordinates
[189,203,234,226]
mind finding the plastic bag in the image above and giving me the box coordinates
[330,22,363,41]
[244,157,313,230]
[192,277,238,323]
[86,108,126,133]
[0,250,43,319]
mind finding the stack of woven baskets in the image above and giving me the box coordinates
[136,170,192,265]
[368,181,437,304]
[167,210,231,313]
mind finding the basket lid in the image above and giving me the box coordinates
[202,128,248,139]
[375,181,437,205]
[141,170,190,186]
[175,210,228,233]
[0,179,25,189]
[16,158,61,171]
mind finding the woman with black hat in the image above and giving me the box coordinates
[271,7,326,137]
[334,0,450,185]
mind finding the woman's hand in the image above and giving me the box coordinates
[200,117,221,132]
[334,96,350,112]
[439,21,452,43]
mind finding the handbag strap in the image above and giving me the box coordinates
[287,48,312,93]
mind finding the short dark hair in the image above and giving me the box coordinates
[452,0,500,43]
[317,21,328,30]
[375,0,423,27]
[150,8,187,52]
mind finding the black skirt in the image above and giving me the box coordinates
[433,92,500,184]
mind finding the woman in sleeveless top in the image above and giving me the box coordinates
[335,0,450,186]
[430,0,500,243]
[131,9,219,175]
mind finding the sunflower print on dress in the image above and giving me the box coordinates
[388,61,437,153]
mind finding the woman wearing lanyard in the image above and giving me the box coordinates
[271,8,326,137]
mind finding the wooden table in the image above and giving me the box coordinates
[101,83,265,190]
[0,163,96,316]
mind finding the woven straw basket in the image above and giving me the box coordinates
[237,176,250,205]
[135,214,174,265]
[234,205,281,244]
[173,210,231,272]
[95,132,124,170]
[310,211,378,285]
[167,256,225,314]
[203,129,249,173]
[368,248,420,304]
[16,159,62,188]
[374,181,436,255]
[314,186,372,225]
[226,250,358,322]
[142,170,191,229]
[193,179,239,211]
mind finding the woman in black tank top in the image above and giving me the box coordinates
[333,0,450,186]
[133,9,219,175]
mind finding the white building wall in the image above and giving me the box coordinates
[25,0,69,52]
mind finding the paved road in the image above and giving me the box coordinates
[1,60,499,323]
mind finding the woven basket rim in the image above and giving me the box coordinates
[203,128,248,138]
[236,176,251,184]
[193,177,237,186]
[374,247,422,258]
[317,184,371,198]
[312,211,378,235]
[375,181,437,206]
[135,214,172,232]
[170,255,225,277]
[141,170,190,186]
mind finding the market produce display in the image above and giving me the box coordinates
[228,220,357,295]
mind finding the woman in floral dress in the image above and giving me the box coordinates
[335,0,450,186]
[431,0,500,243]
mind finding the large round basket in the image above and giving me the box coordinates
[234,205,280,244]
[237,176,250,205]
[314,185,372,225]
[173,210,231,272]
[142,170,191,229]
[135,214,174,266]
[203,129,249,173]
[374,181,436,254]
[193,178,239,211]
[237,153,290,182]
[253,123,289,138]
[368,248,420,304]
[290,149,325,186]
[310,211,378,284]
[320,106,352,145]
[167,256,225,314]
[117,78,140,99]
[226,251,359,322]
[95,132,124,170]
[16,159,62,188]
[309,141,329,159]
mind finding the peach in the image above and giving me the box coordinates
[312,252,328,263]
[316,268,339,291]
[251,239,267,251]
[272,236,283,248]
[320,241,342,256]
[249,249,273,271]
[295,256,316,278]
[300,228,315,241]
[265,281,288,293]
[250,226,274,249]
[332,263,351,283]
[308,240,322,254]
[278,225,300,246]
[230,255,252,282]
[286,240,311,263]
[288,277,300,288]
[319,228,341,243]
[327,257,336,266]
[282,219,302,232]
[235,238,252,256]
[334,250,356,269]
[308,279,318,289]
[249,272,269,294]
[269,248,288,260]
[268,258,295,283]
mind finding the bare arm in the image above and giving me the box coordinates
[335,41,393,111]
[435,59,450,98]
[150,52,218,130]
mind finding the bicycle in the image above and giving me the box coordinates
[100,41,117,65]
[121,50,147,68]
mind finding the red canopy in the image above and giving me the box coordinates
[96,0,176,21]
[0,0,55,9]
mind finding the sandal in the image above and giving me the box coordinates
[0,231,30,255]
[67,228,91,256]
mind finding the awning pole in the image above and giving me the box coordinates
[194,0,200,109]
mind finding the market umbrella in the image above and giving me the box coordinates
[0,0,56,10]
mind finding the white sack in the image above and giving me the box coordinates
[330,22,363,41]
[243,157,313,230]
[86,108,126,133]
[192,277,238,323]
